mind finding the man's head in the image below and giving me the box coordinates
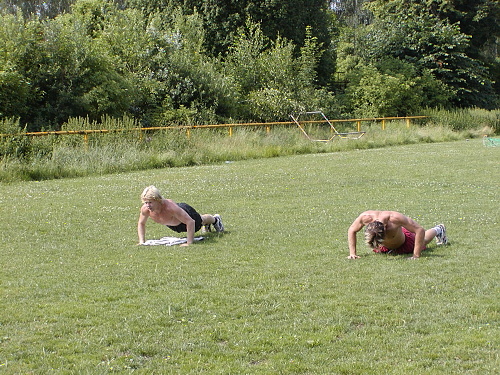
[364,220,385,248]
[141,185,163,202]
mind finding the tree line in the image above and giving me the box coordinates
[0,0,498,131]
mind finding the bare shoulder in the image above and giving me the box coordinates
[358,210,380,222]
[356,210,374,217]
[387,211,408,222]
[350,211,378,229]
[386,210,405,217]
[138,205,150,223]
[163,199,179,211]
[139,204,149,215]
[164,199,190,218]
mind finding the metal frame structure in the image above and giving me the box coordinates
[290,111,365,142]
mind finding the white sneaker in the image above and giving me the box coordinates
[435,224,448,245]
[213,214,224,232]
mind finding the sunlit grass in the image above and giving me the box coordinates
[1,139,498,373]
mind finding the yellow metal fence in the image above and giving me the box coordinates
[0,116,428,145]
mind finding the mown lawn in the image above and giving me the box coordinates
[1,139,498,374]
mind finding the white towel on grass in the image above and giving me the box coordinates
[142,236,204,246]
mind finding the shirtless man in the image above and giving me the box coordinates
[137,185,224,246]
[347,210,448,259]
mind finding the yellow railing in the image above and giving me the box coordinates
[0,116,428,145]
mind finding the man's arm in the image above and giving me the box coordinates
[410,224,425,259]
[137,208,149,244]
[183,219,195,246]
[347,216,365,259]
[172,206,196,246]
[392,214,425,259]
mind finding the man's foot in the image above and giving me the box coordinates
[213,214,224,232]
[435,224,448,245]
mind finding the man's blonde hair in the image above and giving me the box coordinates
[364,221,385,249]
[141,185,163,201]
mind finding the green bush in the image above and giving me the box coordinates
[0,117,31,159]
[340,59,452,118]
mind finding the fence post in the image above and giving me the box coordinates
[186,128,191,138]
[357,121,361,132]
[229,127,233,137]
[406,118,411,128]
[382,119,386,130]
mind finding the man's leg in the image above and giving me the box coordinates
[424,228,437,245]
[201,214,224,232]
[201,214,216,226]
[424,224,448,245]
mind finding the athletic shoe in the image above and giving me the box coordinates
[435,224,448,245]
[213,214,224,232]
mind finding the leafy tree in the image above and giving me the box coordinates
[0,68,29,119]
[224,22,300,120]
[0,0,75,18]
[151,9,240,124]
[341,58,451,117]
[418,0,500,62]
[358,0,497,109]
[224,21,272,95]
[438,0,500,104]
[125,0,337,87]
[330,0,372,27]
[0,1,136,130]
[0,13,31,119]
[100,5,240,125]
[224,21,335,121]
[0,0,131,18]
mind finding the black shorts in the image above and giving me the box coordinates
[166,203,203,233]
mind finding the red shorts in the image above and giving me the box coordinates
[373,228,426,254]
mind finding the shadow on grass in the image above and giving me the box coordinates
[422,244,451,258]
[381,244,450,258]
[198,231,229,245]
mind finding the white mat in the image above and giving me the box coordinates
[142,236,204,246]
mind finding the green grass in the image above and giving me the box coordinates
[1,139,499,374]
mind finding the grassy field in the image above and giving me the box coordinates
[1,139,498,374]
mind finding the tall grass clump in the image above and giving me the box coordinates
[422,107,499,134]
[0,117,31,159]
[0,116,22,135]
[62,115,142,144]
